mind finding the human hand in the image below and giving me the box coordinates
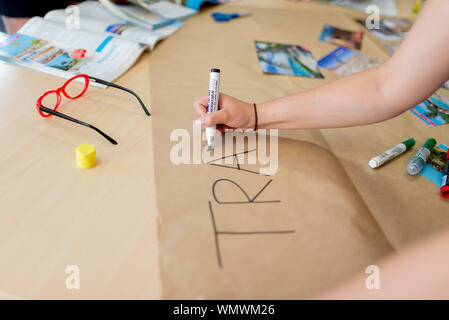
[193,93,255,132]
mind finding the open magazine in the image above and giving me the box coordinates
[0,17,145,84]
[0,1,185,84]
[45,1,183,50]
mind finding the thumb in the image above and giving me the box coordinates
[202,110,228,127]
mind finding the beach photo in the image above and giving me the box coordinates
[255,40,324,78]
[419,144,449,186]
[0,33,85,72]
[410,92,449,127]
[319,24,364,50]
[318,46,383,76]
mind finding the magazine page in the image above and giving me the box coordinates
[185,0,229,11]
[317,46,383,77]
[330,0,397,17]
[355,18,412,42]
[45,2,183,50]
[134,0,197,20]
[0,35,76,83]
[98,0,176,30]
[0,17,144,82]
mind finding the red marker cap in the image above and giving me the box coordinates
[442,186,449,199]
[441,151,449,199]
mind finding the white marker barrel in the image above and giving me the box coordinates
[206,68,220,150]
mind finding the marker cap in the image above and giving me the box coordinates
[402,138,415,151]
[211,68,220,73]
[442,151,449,199]
[76,144,96,169]
[441,186,449,199]
[423,138,436,150]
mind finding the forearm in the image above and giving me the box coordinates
[320,229,449,299]
[257,0,449,130]
[257,66,399,130]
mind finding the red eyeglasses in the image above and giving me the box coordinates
[36,74,151,145]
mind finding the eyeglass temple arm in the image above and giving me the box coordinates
[39,106,118,145]
[89,77,151,116]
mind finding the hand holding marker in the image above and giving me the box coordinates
[407,138,436,175]
[206,68,220,151]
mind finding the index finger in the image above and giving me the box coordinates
[193,96,208,115]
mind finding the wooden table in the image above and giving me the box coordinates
[0,0,437,299]
[0,53,160,299]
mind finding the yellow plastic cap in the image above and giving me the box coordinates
[76,144,96,169]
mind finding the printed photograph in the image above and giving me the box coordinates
[0,33,85,72]
[410,92,449,127]
[356,18,412,42]
[385,42,400,54]
[0,33,49,59]
[442,80,449,90]
[331,0,398,17]
[319,24,364,50]
[419,144,448,186]
[45,51,83,71]
[318,46,383,76]
[428,145,448,173]
[105,23,134,35]
[254,41,324,78]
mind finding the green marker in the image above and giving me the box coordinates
[369,138,415,169]
[407,138,436,175]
